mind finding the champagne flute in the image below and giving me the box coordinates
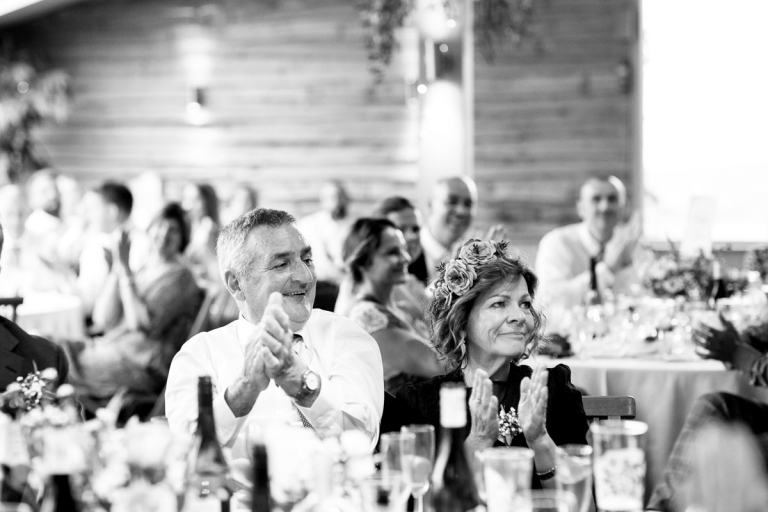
[401,425,435,512]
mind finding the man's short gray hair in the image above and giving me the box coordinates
[216,208,296,283]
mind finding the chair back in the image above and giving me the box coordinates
[582,395,636,420]
[0,296,24,322]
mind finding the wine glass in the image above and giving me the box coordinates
[400,425,435,512]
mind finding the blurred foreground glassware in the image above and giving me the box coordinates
[511,490,577,512]
[482,447,534,512]
[263,425,321,511]
[379,432,415,481]
[360,471,409,512]
[556,445,593,512]
[590,420,648,512]
[400,425,434,512]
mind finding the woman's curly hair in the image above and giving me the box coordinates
[427,240,546,371]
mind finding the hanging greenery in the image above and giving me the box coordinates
[357,0,415,84]
[0,60,71,183]
[357,0,536,83]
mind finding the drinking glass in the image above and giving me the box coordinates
[556,445,593,512]
[590,420,648,512]
[511,490,578,512]
[379,432,415,482]
[263,426,321,511]
[360,471,409,512]
[400,425,435,512]
[482,447,534,512]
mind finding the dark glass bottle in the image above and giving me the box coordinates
[252,443,271,512]
[40,474,80,512]
[708,260,728,309]
[183,376,230,512]
[584,256,602,306]
[430,383,481,512]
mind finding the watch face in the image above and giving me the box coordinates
[305,371,320,391]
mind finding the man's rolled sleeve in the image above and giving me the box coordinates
[300,315,384,449]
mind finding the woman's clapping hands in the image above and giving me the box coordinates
[519,364,549,446]
[466,369,499,452]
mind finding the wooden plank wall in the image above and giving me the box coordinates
[10,0,419,218]
[8,0,636,248]
[474,0,636,255]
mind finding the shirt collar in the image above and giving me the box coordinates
[578,222,606,258]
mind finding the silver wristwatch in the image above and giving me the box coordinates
[290,369,321,401]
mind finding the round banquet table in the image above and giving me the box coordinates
[14,292,85,339]
[536,355,768,505]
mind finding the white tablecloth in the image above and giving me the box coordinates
[14,292,85,339]
[538,355,768,504]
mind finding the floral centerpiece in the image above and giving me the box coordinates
[744,246,768,281]
[642,244,713,301]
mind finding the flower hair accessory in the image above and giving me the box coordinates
[432,239,509,311]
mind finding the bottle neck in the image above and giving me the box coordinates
[197,381,217,440]
[589,256,599,291]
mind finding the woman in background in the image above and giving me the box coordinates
[340,217,443,394]
[65,203,202,412]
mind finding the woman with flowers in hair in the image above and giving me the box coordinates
[397,239,588,488]
[340,218,444,394]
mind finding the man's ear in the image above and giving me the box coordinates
[576,196,586,221]
[224,269,246,301]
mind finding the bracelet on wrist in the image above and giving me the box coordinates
[536,465,557,481]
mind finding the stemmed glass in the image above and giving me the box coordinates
[400,425,435,512]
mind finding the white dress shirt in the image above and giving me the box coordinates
[420,228,456,280]
[535,222,640,309]
[165,309,384,461]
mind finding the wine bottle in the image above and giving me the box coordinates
[252,442,271,512]
[708,260,727,309]
[40,474,81,512]
[430,383,481,512]
[183,376,230,512]
[584,256,602,306]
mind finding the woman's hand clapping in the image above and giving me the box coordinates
[466,369,499,452]
[519,364,550,447]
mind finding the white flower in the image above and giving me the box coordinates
[349,303,389,333]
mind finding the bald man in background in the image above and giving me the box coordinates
[535,176,642,308]
[420,177,477,279]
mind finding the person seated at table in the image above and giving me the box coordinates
[63,203,202,415]
[421,177,477,280]
[372,196,431,333]
[334,197,429,326]
[648,315,768,510]
[535,176,643,308]
[397,239,588,488]
[296,180,353,311]
[337,218,443,394]
[182,182,221,286]
[76,182,134,327]
[221,182,258,226]
[0,222,70,505]
[0,185,31,296]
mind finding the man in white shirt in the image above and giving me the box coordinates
[535,176,641,308]
[420,176,477,279]
[77,182,133,325]
[165,208,384,462]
